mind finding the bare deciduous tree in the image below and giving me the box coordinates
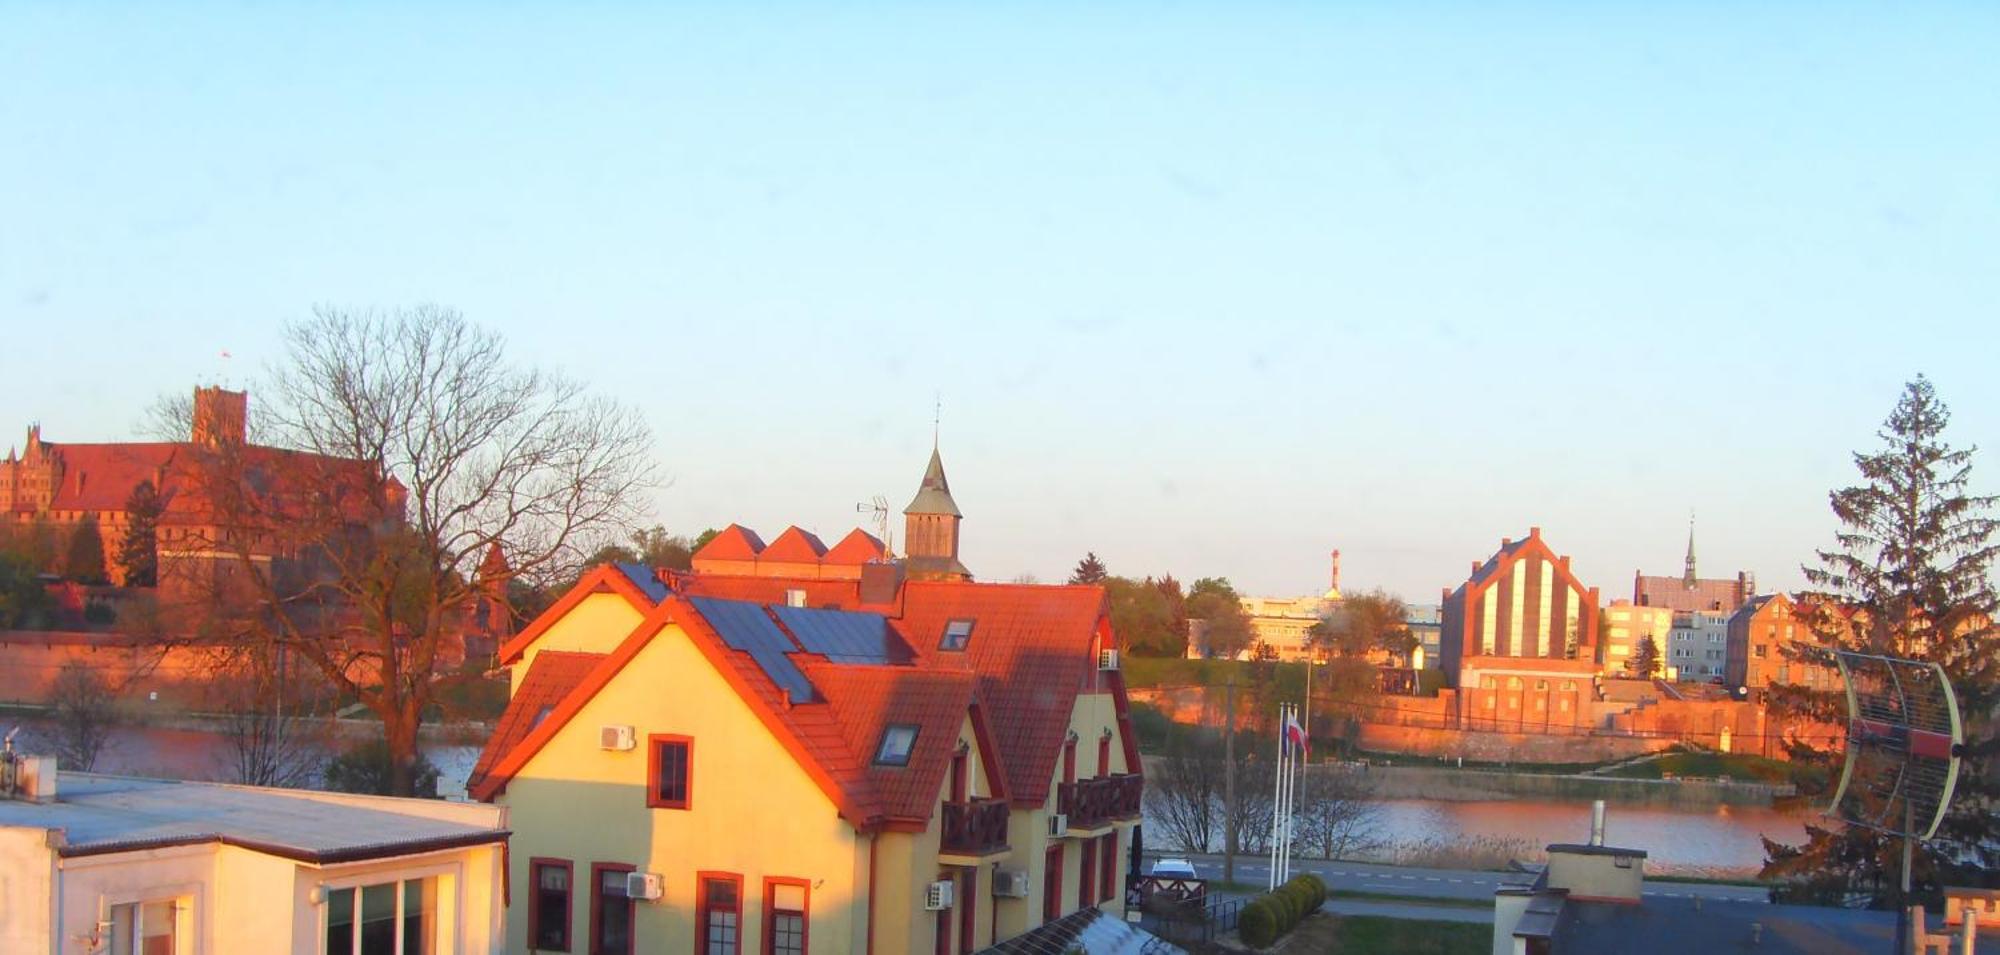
[44,661,119,771]
[1294,763,1384,860]
[1142,729,1226,853]
[207,646,334,788]
[169,305,657,795]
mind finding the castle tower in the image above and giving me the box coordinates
[903,447,970,581]
[191,386,248,448]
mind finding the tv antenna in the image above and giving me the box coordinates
[856,495,894,559]
[1821,649,1964,952]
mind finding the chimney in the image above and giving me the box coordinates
[1501,537,1512,549]
[1529,526,1541,538]
[191,386,248,448]
[1590,799,1606,846]
[860,561,905,606]
[1329,550,1342,594]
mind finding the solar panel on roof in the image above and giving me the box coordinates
[688,597,815,703]
[614,562,670,603]
[771,605,910,665]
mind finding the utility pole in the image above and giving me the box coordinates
[1224,675,1237,885]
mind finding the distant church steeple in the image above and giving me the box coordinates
[903,442,970,581]
[1683,514,1698,587]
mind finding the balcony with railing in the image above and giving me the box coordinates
[939,797,1011,863]
[1057,773,1143,833]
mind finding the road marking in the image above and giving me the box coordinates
[1425,877,1441,882]
[1363,883,1401,890]
[1448,879,1463,883]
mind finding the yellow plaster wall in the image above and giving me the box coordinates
[511,592,646,692]
[502,620,865,954]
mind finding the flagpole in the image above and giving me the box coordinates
[1284,703,1296,882]
[1270,702,1285,890]
[1280,703,1294,884]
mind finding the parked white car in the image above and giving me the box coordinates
[1149,858,1199,880]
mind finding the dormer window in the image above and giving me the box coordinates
[874,724,919,766]
[939,619,974,652]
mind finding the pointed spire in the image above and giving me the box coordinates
[905,446,962,517]
[1683,512,1698,586]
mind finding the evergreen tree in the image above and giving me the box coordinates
[1762,376,2000,906]
[64,518,108,584]
[1069,552,1108,585]
[1625,635,1662,678]
[117,480,162,587]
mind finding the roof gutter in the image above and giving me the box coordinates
[57,829,510,866]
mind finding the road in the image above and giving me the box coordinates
[1158,852,1770,908]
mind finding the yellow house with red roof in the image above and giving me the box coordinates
[471,450,1144,955]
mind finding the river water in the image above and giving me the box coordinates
[1364,797,1812,876]
[25,724,1812,875]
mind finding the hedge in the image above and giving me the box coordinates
[1236,875,1326,949]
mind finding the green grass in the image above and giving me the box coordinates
[1600,750,1819,787]
[1329,890,1492,910]
[1326,915,1490,954]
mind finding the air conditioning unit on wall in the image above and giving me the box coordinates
[600,725,636,751]
[1047,813,1069,837]
[625,872,664,901]
[924,880,955,911]
[992,870,1031,898]
[1098,649,1120,671]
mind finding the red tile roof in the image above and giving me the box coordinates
[467,649,604,793]
[672,573,864,608]
[35,442,180,511]
[823,528,887,565]
[692,524,765,561]
[806,661,983,822]
[473,573,1134,825]
[898,581,1114,805]
[760,526,829,562]
[496,563,664,664]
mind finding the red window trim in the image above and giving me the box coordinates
[957,868,977,955]
[589,861,636,955]
[949,750,968,804]
[1062,740,1076,785]
[1079,839,1097,908]
[762,876,811,955]
[1043,844,1064,923]
[697,870,746,955]
[647,734,693,810]
[529,856,575,953]
[1098,833,1117,903]
[1098,735,1112,777]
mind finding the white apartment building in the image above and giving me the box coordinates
[1666,610,1731,681]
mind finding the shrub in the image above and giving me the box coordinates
[1298,872,1328,908]
[1238,898,1278,949]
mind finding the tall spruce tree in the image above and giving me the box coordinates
[1626,635,1662,678]
[1069,552,1108,584]
[117,480,162,587]
[1762,375,2000,906]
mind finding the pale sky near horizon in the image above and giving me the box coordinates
[3,3,1997,601]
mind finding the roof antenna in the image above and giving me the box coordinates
[856,495,894,560]
[933,391,941,450]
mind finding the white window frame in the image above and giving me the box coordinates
[315,860,463,955]
[103,891,198,955]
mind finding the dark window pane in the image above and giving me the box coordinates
[360,882,397,955]
[772,913,805,955]
[655,741,690,805]
[535,865,571,950]
[325,888,354,955]
[597,870,633,954]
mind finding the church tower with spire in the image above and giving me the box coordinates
[903,446,971,581]
[1683,516,1698,587]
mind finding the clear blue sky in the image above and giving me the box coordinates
[3,3,1996,601]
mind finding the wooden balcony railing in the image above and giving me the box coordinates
[941,797,1010,856]
[1058,773,1143,829]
